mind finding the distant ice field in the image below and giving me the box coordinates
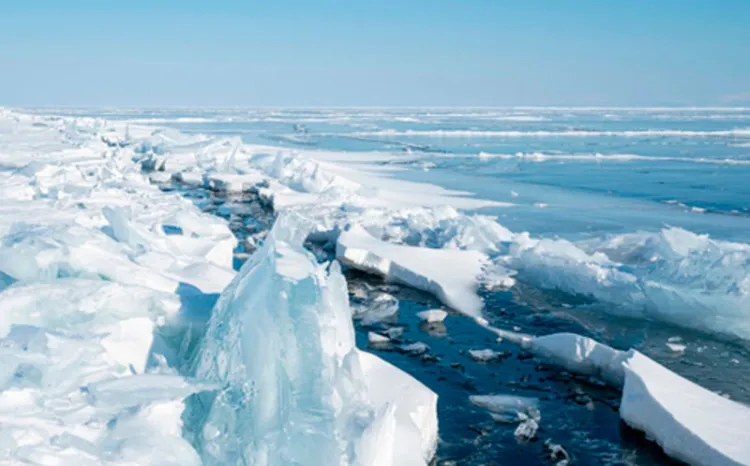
[36,106,750,241]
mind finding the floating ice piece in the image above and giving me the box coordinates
[368,332,390,344]
[545,440,571,466]
[470,395,541,424]
[514,418,539,441]
[193,213,437,466]
[621,351,750,466]
[468,349,509,363]
[354,292,400,325]
[417,309,448,324]
[385,327,405,340]
[666,342,687,352]
[400,342,430,355]
[337,225,487,317]
[173,171,204,186]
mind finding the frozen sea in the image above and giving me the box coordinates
[18,107,750,464]
[42,106,750,240]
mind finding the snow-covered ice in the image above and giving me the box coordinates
[337,225,487,317]
[528,333,630,388]
[621,351,750,466]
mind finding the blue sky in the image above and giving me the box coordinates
[1,0,749,106]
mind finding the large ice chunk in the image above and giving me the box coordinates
[337,224,487,317]
[621,351,750,466]
[193,213,438,466]
[509,228,750,341]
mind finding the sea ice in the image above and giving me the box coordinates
[527,333,629,387]
[337,225,487,317]
[417,309,448,324]
[468,349,509,363]
[368,332,391,344]
[469,395,541,424]
[621,351,750,466]
[192,213,438,465]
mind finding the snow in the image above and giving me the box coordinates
[417,309,448,324]
[192,212,438,465]
[337,225,487,317]
[621,351,750,466]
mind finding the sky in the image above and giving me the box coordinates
[1,0,749,107]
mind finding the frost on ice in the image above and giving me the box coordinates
[192,213,438,466]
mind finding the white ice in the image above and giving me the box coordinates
[0,110,230,463]
[337,225,487,317]
[621,351,750,466]
[417,309,448,324]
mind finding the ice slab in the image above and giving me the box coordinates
[528,333,630,387]
[337,225,487,317]
[193,213,438,465]
[621,351,750,466]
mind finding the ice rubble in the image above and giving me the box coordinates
[192,213,438,466]
[508,228,750,341]
[135,114,750,343]
[0,111,233,463]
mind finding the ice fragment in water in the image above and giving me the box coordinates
[417,309,448,324]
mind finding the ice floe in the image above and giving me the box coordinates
[337,225,487,317]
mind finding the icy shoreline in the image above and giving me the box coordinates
[0,110,439,464]
[3,108,750,465]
